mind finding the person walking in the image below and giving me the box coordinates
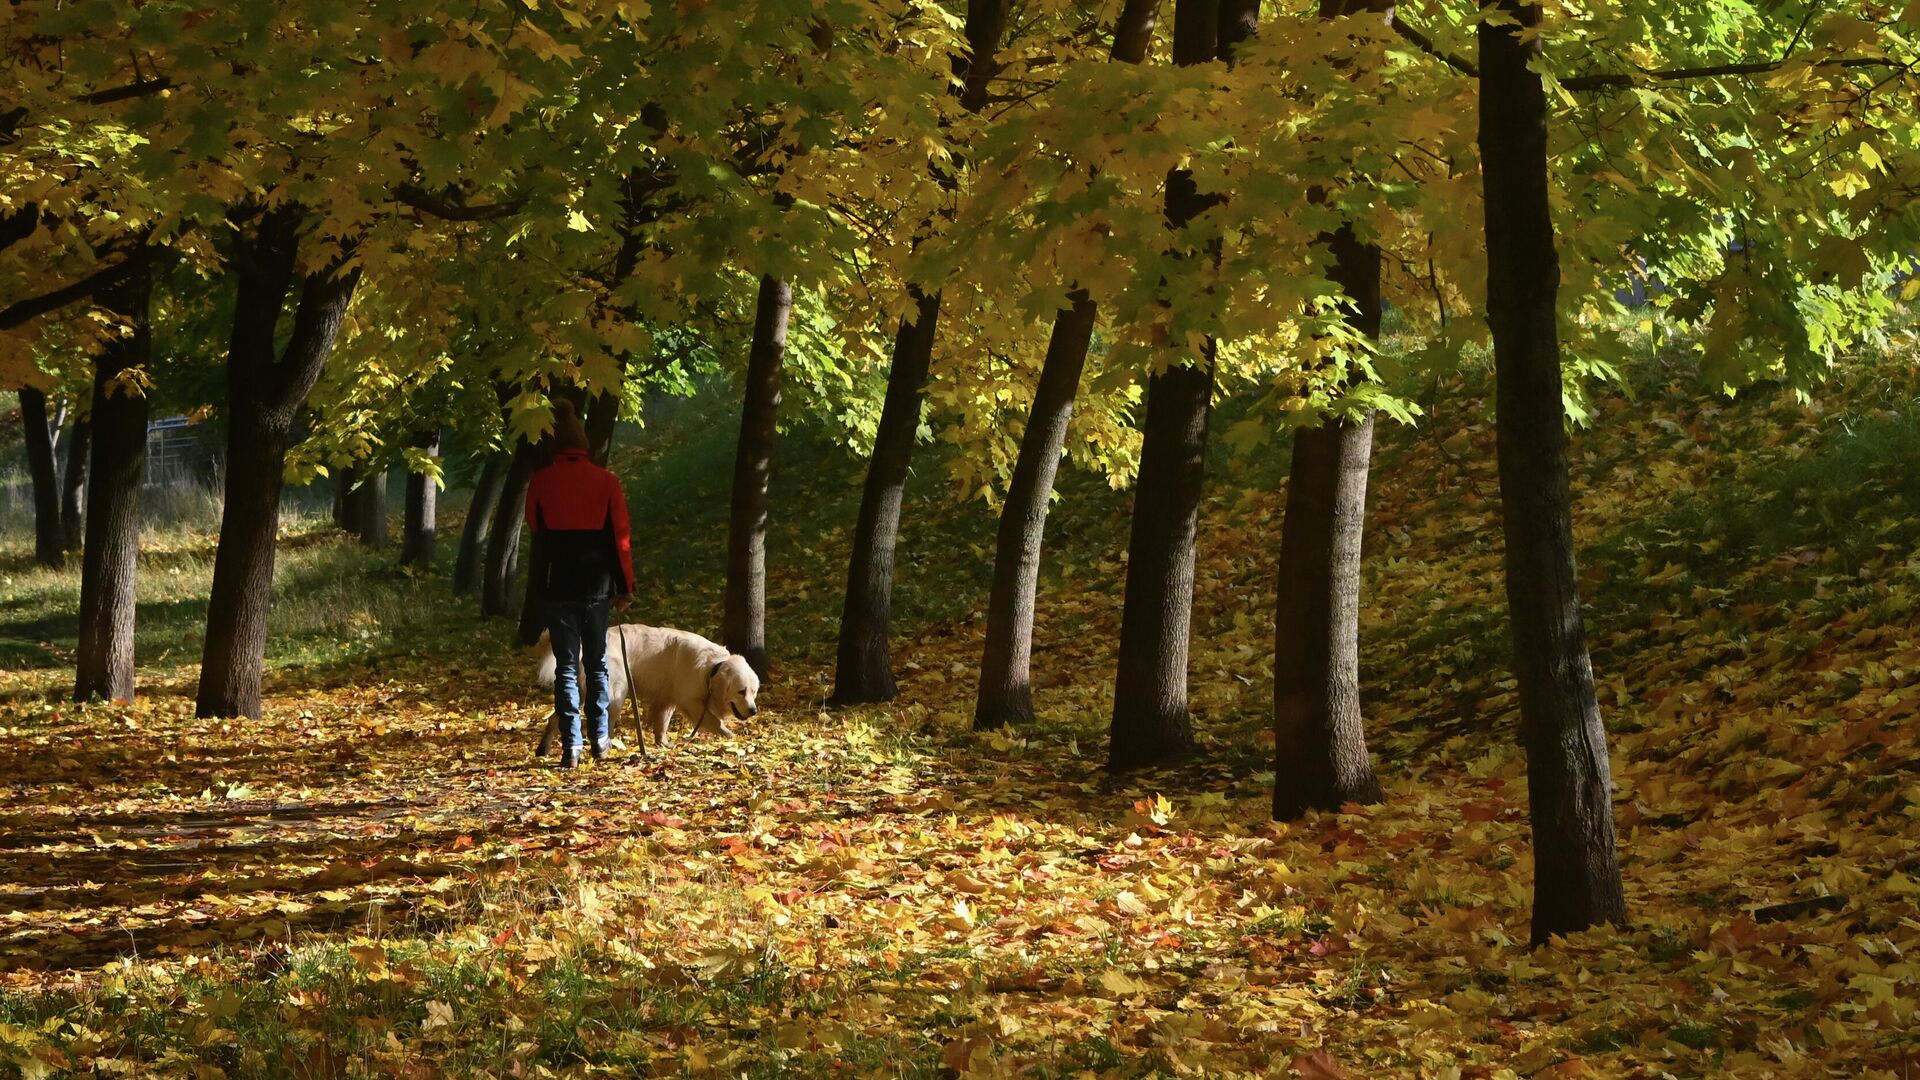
[525,399,634,768]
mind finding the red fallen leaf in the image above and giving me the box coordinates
[492,927,513,947]
[1291,1048,1351,1080]
[943,1034,992,1073]
[450,834,475,850]
[1309,938,1332,956]
[1461,803,1501,823]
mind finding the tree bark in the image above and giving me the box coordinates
[723,274,791,679]
[399,431,439,567]
[1272,410,1382,817]
[1108,0,1226,772]
[481,442,533,618]
[60,419,88,552]
[73,252,153,704]
[586,389,619,466]
[17,388,63,567]
[352,467,388,547]
[1270,0,1395,819]
[454,453,507,594]
[974,294,1098,729]
[830,288,940,704]
[197,210,360,719]
[971,0,1158,730]
[1479,0,1627,944]
[332,466,357,531]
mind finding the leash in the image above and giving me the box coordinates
[617,623,650,762]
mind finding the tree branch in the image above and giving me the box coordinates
[0,249,146,331]
[1391,19,1477,78]
[392,184,528,221]
[0,203,40,254]
[77,77,176,105]
[1561,53,1911,91]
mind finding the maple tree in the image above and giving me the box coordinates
[4,8,1920,1069]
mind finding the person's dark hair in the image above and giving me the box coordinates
[552,399,590,452]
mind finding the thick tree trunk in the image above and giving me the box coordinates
[73,254,153,704]
[400,432,439,567]
[481,444,532,618]
[352,467,388,547]
[973,293,1097,729]
[723,274,791,679]
[60,419,88,551]
[830,288,940,704]
[18,388,63,566]
[454,453,507,594]
[1108,0,1224,772]
[1272,412,1382,816]
[198,210,359,719]
[972,0,1158,730]
[1479,1,1626,944]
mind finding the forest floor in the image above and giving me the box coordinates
[1,340,1918,1078]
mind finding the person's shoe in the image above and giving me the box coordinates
[590,737,611,762]
[558,747,580,770]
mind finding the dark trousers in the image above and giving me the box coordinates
[548,599,611,752]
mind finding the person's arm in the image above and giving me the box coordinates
[610,474,635,596]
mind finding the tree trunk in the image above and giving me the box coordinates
[974,293,1098,729]
[1270,0,1396,819]
[587,389,619,466]
[332,466,357,531]
[60,419,88,551]
[481,443,532,618]
[400,432,439,567]
[830,288,940,704]
[454,453,507,594]
[1272,411,1382,816]
[1108,358,1213,771]
[723,274,791,679]
[972,0,1158,730]
[1108,0,1224,772]
[352,467,388,547]
[17,388,63,567]
[1479,0,1626,944]
[73,253,153,704]
[197,210,359,719]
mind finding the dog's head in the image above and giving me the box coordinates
[696,654,760,735]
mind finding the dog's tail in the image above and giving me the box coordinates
[532,630,556,689]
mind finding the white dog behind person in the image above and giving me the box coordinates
[524,399,634,769]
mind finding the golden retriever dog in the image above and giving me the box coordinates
[533,623,759,758]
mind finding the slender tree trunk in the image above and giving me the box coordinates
[18,388,63,566]
[198,210,359,719]
[974,293,1098,729]
[1108,0,1226,772]
[352,467,388,547]
[1109,358,1213,771]
[400,432,439,567]
[1479,0,1626,944]
[972,0,1158,730]
[481,443,532,618]
[60,419,88,551]
[331,466,357,531]
[515,436,558,642]
[74,253,153,704]
[455,453,507,594]
[723,274,791,679]
[830,289,940,704]
[586,389,619,466]
[1272,411,1382,816]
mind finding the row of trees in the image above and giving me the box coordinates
[5,1,1915,943]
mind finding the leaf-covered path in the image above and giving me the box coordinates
[3,359,1919,1076]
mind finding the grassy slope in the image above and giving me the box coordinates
[0,341,1917,1078]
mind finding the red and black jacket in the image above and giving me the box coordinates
[524,450,634,602]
